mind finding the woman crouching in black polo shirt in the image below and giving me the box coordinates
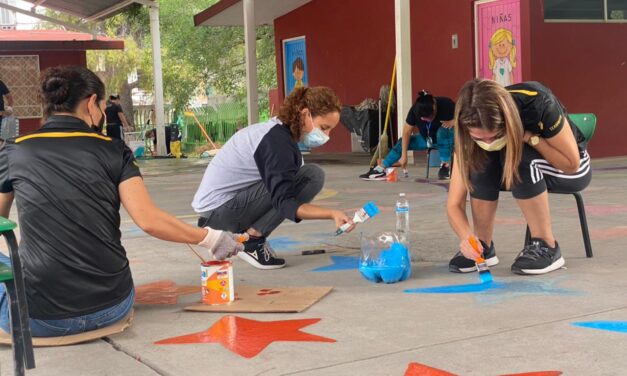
[0,66,244,337]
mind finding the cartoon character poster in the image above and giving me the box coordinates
[282,36,308,95]
[475,0,521,86]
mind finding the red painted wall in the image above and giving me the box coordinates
[410,0,475,100]
[528,0,627,157]
[275,0,626,156]
[0,50,86,134]
[274,0,396,153]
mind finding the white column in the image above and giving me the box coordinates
[395,0,412,145]
[243,0,259,124]
[149,4,166,156]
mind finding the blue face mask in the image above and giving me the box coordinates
[301,113,330,148]
[302,126,330,148]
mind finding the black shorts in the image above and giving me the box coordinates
[470,145,591,201]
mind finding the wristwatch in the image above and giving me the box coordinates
[528,135,540,147]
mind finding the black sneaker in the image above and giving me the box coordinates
[359,167,387,181]
[449,240,499,273]
[511,238,564,275]
[238,237,286,270]
[438,164,450,180]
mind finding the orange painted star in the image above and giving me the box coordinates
[154,315,336,358]
[404,363,562,376]
[404,363,456,376]
[135,280,199,305]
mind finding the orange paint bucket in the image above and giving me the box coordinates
[201,261,234,305]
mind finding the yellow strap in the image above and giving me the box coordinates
[15,132,112,143]
[508,89,538,96]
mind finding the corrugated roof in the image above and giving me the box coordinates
[21,0,145,21]
[194,0,312,26]
[0,29,124,50]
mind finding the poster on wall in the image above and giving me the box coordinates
[282,36,308,95]
[474,0,522,86]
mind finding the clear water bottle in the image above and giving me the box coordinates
[395,193,410,243]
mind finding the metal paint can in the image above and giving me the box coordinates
[200,260,234,305]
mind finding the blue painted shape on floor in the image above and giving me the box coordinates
[311,255,360,272]
[404,278,579,304]
[404,281,506,294]
[572,321,627,334]
[267,236,307,253]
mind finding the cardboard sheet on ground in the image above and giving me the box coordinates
[0,310,133,347]
[184,286,333,313]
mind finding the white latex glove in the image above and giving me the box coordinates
[197,227,246,260]
[4,106,13,115]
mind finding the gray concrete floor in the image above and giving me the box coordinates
[2,153,627,375]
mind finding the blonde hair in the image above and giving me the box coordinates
[454,79,524,191]
[489,28,517,70]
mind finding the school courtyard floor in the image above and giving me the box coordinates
[1,152,627,375]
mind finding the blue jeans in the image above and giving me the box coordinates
[0,253,134,337]
[382,127,454,168]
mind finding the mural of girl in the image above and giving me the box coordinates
[292,57,305,90]
[488,28,516,86]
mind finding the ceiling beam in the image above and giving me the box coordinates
[0,1,94,35]
[84,0,135,21]
[133,0,158,8]
[31,0,47,11]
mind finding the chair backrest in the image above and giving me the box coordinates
[569,113,596,142]
[0,217,16,232]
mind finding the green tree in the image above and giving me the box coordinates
[34,0,278,120]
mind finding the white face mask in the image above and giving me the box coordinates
[475,136,507,151]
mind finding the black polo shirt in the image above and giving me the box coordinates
[405,96,455,143]
[0,115,141,319]
[507,81,586,149]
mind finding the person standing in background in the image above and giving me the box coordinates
[0,79,14,130]
[105,95,131,139]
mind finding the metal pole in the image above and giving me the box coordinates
[395,0,413,162]
[149,4,167,156]
[378,99,382,160]
[243,0,259,124]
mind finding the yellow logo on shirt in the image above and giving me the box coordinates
[548,115,563,131]
[15,132,112,143]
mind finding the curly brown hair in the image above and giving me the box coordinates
[278,87,341,141]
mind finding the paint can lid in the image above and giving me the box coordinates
[201,260,232,267]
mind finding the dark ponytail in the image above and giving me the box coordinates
[415,89,435,118]
[40,66,105,118]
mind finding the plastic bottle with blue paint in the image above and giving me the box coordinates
[359,232,412,284]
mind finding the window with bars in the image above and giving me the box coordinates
[545,0,627,21]
[0,55,42,119]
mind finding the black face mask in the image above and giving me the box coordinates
[91,107,106,130]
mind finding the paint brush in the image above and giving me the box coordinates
[335,201,380,236]
[186,243,208,263]
[469,236,493,283]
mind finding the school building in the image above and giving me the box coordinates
[195,0,627,158]
[0,30,124,134]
